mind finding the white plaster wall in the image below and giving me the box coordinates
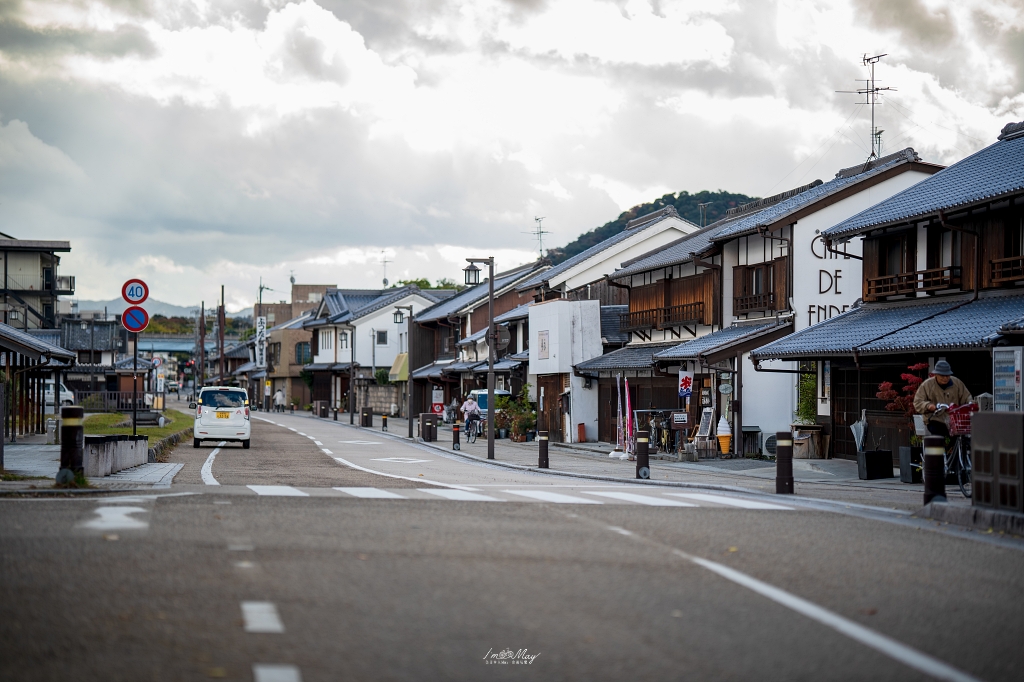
[569,373,599,442]
[353,293,437,369]
[741,352,797,437]
[528,299,602,374]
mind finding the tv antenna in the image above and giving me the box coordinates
[697,202,712,228]
[380,250,392,287]
[524,216,551,258]
[837,53,896,159]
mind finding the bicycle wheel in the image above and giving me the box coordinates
[467,423,477,444]
[956,437,972,499]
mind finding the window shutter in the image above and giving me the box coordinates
[982,218,1004,288]
[311,331,318,356]
[733,265,747,299]
[773,257,789,311]
[862,238,880,300]
[961,225,976,291]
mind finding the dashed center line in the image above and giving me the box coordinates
[241,601,284,633]
[253,663,302,682]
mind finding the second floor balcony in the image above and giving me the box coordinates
[4,273,75,295]
[866,266,961,300]
[620,302,704,333]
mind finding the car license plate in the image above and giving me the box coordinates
[216,412,231,419]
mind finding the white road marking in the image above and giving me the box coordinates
[585,491,697,507]
[677,550,980,682]
[502,490,603,504]
[241,601,285,633]
[298,432,307,436]
[372,457,432,463]
[253,663,302,682]
[288,428,297,432]
[313,440,323,446]
[81,506,149,531]
[200,442,227,486]
[321,448,333,455]
[338,440,382,445]
[418,489,502,502]
[667,493,794,510]
[607,526,633,536]
[228,544,254,551]
[247,485,309,497]
[332,456,479,491]
[334,487,407,499]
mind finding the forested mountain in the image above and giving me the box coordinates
[546,189,757,265]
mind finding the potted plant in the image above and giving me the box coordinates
[791,372,823,458]
[507,384,536,443]
[876,362,929,483]
[493,396,512,439]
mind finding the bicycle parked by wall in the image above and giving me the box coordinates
[928,403,977,499]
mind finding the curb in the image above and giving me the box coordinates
[914,501,1024,536]
[0,487,153,497]
[148,427,194,463]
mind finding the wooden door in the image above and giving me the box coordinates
[537,374,563,442]
[598,381,614,444]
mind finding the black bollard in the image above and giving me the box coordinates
[58,405,85,483]
[333,407,338,421]
[453,423,460,450]
[923,435,946,504]
[636,429,650,479]
[538,430,549,468]
[775,431,794,494]
[382,414,388,432]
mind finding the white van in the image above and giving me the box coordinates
[44,380,75,410]
[191,387,251,449]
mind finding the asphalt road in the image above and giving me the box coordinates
[2,413,1022,681]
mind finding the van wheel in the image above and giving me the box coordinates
[242,440,250,449]
[193,438,200,448]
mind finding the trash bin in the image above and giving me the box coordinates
[858,450,894,480]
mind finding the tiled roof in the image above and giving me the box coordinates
[494,303,531,323]
[825,125,1024,239]
[600,305,629,345]
[575,342,678,372]
[0,321,76,361]
[457,327,488,346]
[269,310,313,331]
[751,292,1024,359]
[485,358,522,371]
[411,359,454,380]
[609,221,734,280]
[316,285,444,326]
[444,360,484,373]
[653,322,781,360]
[516,211,697,291]
[415,262,545,323]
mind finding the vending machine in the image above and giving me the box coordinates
[992,347,1023,411]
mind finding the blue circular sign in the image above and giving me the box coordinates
[122,305,149,333]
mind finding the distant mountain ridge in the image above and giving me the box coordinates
[547,189,758,265]
[75,298,252,318]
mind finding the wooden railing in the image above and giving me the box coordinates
[75,391,154,413]
[991,256,1024,284]
[619,302,705,333]
[867,266,961,298]
[733,292,774,313]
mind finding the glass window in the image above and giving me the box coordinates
[295,342,311,365]
[320,329,332,350]
[376,330,388,345]
[339,332,348,349]
[200,389,247,407]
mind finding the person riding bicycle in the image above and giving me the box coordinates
[461,395,482,435]
[913,360,973,438]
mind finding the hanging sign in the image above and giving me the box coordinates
[255,316,267,369]
[431,388,444,414]
[678,370,694,398]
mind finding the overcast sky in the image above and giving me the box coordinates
[2,0,1021,312]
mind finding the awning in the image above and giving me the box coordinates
[444,360,485,374]
[654,321,793,366]
[752,292,1024,360]
[0,321,75,362]
[389,353,408,382]
[304,362,355,372]
[233,361,256,376]
[411,360,454,380]
[471,358,522,372]
[575,342,679,374]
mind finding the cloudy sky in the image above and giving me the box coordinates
[2,0,1021,312]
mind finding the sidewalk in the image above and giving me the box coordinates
[2,442,181,491]
[298,411,956,511]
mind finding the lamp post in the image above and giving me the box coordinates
[394,305,414,439]
[464,258,495,460]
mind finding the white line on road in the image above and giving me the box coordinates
[678,551,980,682]
[334,487,407,499]
[200,442,227,486]
[321,448,333,455]
[241,601,285,633]
[332,456,480,491]
[246,485,309,497]
[666,493,794,510]
[372,457,432,463]
[418,489,502,502]
[253,663,302,682]
[314,440,323,446]
[81,506,149,531]
[502,490,603,504]
[338,440,382,445]
[585,491,697,507]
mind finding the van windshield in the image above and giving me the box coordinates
[202,391,246,408]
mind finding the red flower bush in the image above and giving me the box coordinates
[877,363,930,417]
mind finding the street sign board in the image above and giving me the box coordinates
[122,305,149,333]
[121,279,149,305]
[255,316,267,369]
[494,325,511,351]
[152,356,163,368]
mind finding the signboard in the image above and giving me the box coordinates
[152,356,163,368]
[157,373,165,393]
[431,388,444,414]
[696,407,715,438]
[671,411,688,430]
[255,316,267,369]
[121,279,149,305]
[264,380,271,397]
[678,371,693,398]
[537,331,549,359]
[719,383,733,395]
[122,305,149,333]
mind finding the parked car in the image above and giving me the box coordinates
[166,380,180,393]
[190,387,251,449]
[44,380,75,407]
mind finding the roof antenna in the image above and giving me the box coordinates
[837,53,896,159]
[697,202,713,228]
[380,250,392,287]
[289,270,296,285]
[524,217,551,258]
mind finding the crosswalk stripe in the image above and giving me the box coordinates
[334,487,407,499]
[241,601,284,633]
[667,493,794,510]
[584,491,697,507]
[247,485,309,497]
[502,490,603,504]
[253,664,302,682]
[418,489,502,502]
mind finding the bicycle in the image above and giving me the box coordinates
[922,403,977,499]
[465,417,481,444]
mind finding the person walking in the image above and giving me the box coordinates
[914,360,972,438]
[273,388,286,413]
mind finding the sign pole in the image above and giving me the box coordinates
[133,331,138,437]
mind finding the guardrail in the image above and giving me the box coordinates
[75,391,154,413]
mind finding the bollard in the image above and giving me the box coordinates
[58,406,85,484]
[290,403,295,413]
[453,423,460,450]
[334,407,338,421]
[636,429,650,479]
[538,430,549,469]
[775,431,794,494]
[923,435,946,504]
[382,414,388,432]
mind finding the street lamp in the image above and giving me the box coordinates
[394,305,414,439]
[463,257,495,460]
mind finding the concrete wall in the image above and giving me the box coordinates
[83,435,149,477]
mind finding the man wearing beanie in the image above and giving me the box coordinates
[914,360,973,438]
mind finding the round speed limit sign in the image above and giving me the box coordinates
[122,279,149,305]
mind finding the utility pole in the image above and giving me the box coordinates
[837,53,895,159]
[697,202,712,228]
[218,285,225,386]
[199,302,206,394]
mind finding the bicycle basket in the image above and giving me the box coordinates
[948,403,978,435]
